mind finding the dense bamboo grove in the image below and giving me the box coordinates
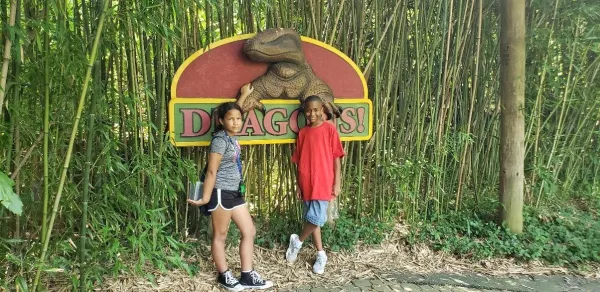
[0,0,599,289]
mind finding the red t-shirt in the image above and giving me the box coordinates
[292,121,345,201]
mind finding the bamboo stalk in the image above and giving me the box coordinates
[536,17,581,207]
[10,132,43,181]
[13,100,20,240]
[328,0,346,45]
[437,0,455,147]
[0,0,17,120]
[362,0,402,80]
[42,0,50,244]
[79,58,101,292]
[526,0,560,203]
[81,0,91,44]
[456,0,482,210]
[33,0,110,289]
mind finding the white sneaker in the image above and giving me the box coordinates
[313,251,327,274]
[285,234,302,262]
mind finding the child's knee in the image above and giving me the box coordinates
[213,230,228,241]
[303,200,329,227]
[242,225,256,239]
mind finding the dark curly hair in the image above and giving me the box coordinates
[213,102,243,135]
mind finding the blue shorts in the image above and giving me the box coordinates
[303,200,329,227]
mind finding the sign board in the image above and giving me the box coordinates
[169,33,371,146]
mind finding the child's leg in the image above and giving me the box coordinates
[231,205,256,272]
[310,203,328,274]
[285,224,312,263]
[299,200,328,245]
[298,222,318,242]
[231,205,273,289]
[311,226,323,251]
[286,201,327,263]
[211,207,233,273]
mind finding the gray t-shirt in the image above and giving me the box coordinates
[210,131,242,191]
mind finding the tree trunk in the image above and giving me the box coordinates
[499,0,525,234]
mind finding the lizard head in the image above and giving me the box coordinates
[243,28,306,65]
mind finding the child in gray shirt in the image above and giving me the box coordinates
[187,84,273,291]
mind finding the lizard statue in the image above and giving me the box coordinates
[236,28,342,119]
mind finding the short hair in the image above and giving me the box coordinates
[301,95,323,109]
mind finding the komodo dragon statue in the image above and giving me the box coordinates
[235,28,342,119]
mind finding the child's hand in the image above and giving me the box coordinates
[296,184,302,200]
[332,184,341,198]
[187,199,207,206]
[240,83,254,96]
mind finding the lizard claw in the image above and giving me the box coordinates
[257,102,267,116]
[236,85,264,114]
[325,102,342,120]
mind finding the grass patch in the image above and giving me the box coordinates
[408,206,600,267]
[253,212,393,252]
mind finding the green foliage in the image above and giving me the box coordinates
[408,206,600,266]
[253,215,300,249]
[321,213,393,252]
[0,171,22,215]
[254,213,393,252]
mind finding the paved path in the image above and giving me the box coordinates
[277,272,600,292]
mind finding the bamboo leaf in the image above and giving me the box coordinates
[0,171,22,216]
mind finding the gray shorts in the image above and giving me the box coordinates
[303,200,329,227]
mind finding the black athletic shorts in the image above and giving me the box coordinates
[202,188,246,214]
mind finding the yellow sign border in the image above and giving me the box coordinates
[169,99,373,146]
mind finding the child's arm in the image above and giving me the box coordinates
[295,166,302,199]
[237,83,256,112]
[292,136,302,200]
[333,157,341,198]
[188,152,222,206]
[328,123,344,198]
[240,83,253,99]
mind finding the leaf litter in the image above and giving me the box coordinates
[45,223,599,291]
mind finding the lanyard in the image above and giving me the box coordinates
[224,132,243,176]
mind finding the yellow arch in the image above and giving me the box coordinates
[170,32,368,100]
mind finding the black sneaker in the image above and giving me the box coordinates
[239,270,274,289]
[217,270,244,291]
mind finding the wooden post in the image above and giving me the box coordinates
[499,0,525,234]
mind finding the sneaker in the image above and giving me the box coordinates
[285,234,303,262]
[239,270,273,289]
[313,251,327,274]
[217,270,244,291]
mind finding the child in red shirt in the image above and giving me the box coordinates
[285,95,345,274]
